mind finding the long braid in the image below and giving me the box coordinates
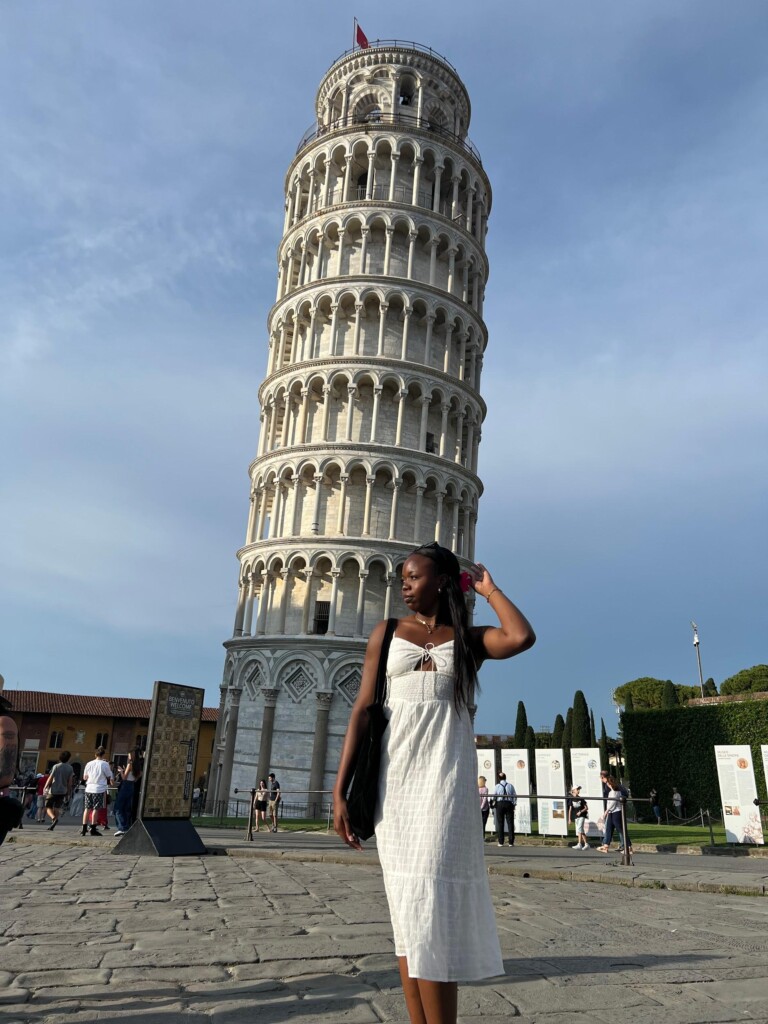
[410,542,478,711]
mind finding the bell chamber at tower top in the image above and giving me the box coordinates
[284,43,491,243]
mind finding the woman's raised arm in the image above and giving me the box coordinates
[469,563,535,662]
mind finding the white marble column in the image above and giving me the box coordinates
[414,485,425,541]
[277,569,291,634]
[311,473,323,534]
[362,475,375,535]
[327,569,341,635]
[355,570,368,635]
[388,480,401,540]
[395,389,407,445]
[376,303,388,356]
[370,385,383,441]
[336,474,349,533]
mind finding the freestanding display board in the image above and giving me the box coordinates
[535,748,568,836]
[762,746,768,797]
[113,681,207,856]
[501,749,532,834]
[477,748,495,833]
[570,748,603,837]
[714,745,764,845]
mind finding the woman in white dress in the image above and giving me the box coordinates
[334,543,535,1024]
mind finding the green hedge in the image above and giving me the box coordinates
[622,701,768,814]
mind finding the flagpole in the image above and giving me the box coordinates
[353,17,357,50]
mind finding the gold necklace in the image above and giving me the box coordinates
[414,615,437,634]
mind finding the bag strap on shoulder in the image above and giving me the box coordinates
[374,618,398,705]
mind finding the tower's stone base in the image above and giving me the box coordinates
[217,634,366,813]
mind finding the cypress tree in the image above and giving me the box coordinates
[589,709,597,747]
[514,700,528,748]
[525,725,536,788]
[599,717,609,772]
[552,714,565,749]
[662,680,679,709]
[572,690,590,748]
[562,707,573,784]
[703,677,718,697]
[625,692,635,713]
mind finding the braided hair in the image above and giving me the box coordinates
[408,542,478,711]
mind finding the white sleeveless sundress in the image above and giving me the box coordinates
[374,636,504,982]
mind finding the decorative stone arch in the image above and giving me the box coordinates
[351,89,387,123]
[368,455,401,481]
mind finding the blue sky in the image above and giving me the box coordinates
[1,1,766,737]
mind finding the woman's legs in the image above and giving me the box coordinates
[398,957,426,1024]
[114,782,134,832]
[398,957,458,1024]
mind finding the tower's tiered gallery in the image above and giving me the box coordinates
[207,40,492,812]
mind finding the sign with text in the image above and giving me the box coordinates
[714,745,764,845]
[477,748,495,833]
[140,681,204,820]
[501,748,532,834]
[535,748,567,836]
[570,747,603,836]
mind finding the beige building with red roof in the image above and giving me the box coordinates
[3,689,218,786]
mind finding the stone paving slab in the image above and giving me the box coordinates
[3,838,768,1022]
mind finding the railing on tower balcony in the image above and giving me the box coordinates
[296,110,482,166]
[327,39,461,76]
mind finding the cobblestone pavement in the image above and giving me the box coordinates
[2,836,768,1023]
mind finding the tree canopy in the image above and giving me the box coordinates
[614,677,699,709]
[720,665,768,696]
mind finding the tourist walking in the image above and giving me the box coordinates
[268,773,281,832]
[598,776,631,853]
[334,543,535,1024]
[35,772,50,822]
[493,772,516,847]
[478,776,490,835]
[672,787,684,818]
[650,787,662,824]
[568,785,589,849]
[81,746,113,837]
[44,751,74,830]
[254,779,269,832]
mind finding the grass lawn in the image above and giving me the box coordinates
[193,816,330,832]
[560,822,729,846]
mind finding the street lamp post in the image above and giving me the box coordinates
[691,621,705,698]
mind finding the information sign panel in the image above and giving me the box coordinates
[501,748,532,834]
[535,748,567,836]
[714,745,764,845]
[140,682,204,820]
[570,748,603,836]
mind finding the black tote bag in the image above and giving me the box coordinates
[346,617,397,841]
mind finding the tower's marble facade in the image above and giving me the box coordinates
[208,40,492,814]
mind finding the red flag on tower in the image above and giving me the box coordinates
[355,22,369,48]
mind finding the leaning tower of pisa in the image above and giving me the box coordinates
[207,39,492,813]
